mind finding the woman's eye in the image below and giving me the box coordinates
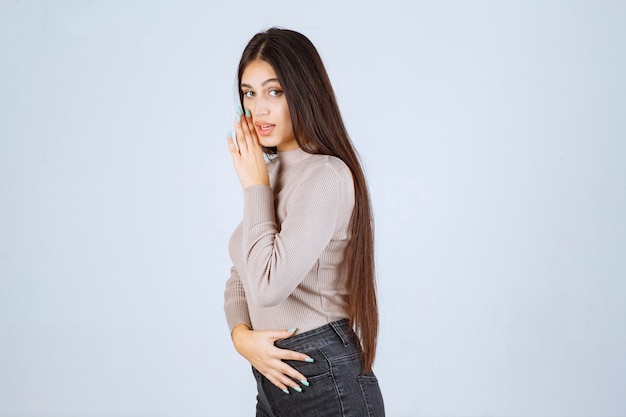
[269,89,283,97]
[243,91,254,98]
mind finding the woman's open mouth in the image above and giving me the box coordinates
[256,123,275,136]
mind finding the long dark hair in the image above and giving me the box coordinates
[237,28,378,373]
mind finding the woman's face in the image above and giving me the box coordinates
[241,59,298,152]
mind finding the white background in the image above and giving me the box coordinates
[1,1,625,416]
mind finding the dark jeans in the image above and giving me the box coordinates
[252,319,385,417]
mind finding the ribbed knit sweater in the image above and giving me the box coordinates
[224,147,355,333]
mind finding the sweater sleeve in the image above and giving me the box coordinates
[241,165,346,307]
[223,265,252,332]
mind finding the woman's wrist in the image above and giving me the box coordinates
[231,323,252,347]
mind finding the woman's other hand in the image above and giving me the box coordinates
[227,107,270,189]
[231,324,313,394]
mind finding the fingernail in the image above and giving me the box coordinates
[227,130,232,139]
[287,328,297,333]
[300,380,310,387]
[245,109,251,117]
[236,106,243,116]
[293,386,302,393]
[282,388,290,395]
[236,114,241,122]
[305,357,314,363]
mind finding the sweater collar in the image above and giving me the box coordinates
[276,147,312,166]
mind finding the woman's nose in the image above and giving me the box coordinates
[253,96,269,116]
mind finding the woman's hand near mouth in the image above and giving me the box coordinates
[227,107,270,189]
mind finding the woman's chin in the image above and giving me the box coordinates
[259,139,274,148]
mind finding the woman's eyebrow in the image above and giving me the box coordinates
[241,78,280,89]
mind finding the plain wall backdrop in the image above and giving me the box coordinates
[1,1,625,416]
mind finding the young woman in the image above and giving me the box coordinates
[224,28,384,416]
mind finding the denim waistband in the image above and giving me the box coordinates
[275,319,357,351]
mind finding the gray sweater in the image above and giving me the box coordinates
[224,147,355,333]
